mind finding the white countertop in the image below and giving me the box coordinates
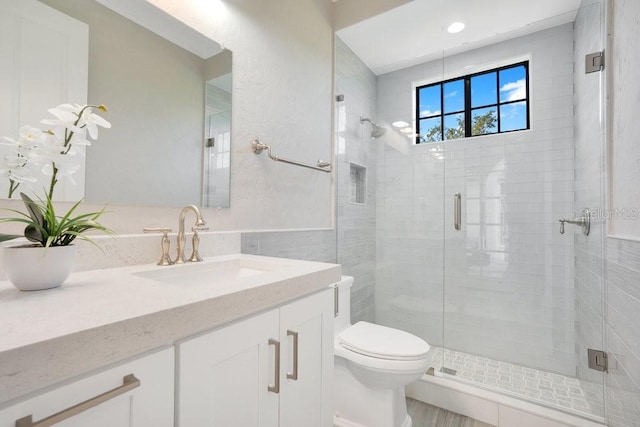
[0,254,341,404]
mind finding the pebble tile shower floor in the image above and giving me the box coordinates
[428,347,604,420]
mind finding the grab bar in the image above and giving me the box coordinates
[252,139,332,173]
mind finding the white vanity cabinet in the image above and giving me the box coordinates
[0,347,174,427]
[177,289,334,427]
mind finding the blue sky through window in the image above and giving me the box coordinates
[418,85,441,117]
[499,65,526,102]
[471,73,497,107]
[444,80,464,113]
[500,101,527,131]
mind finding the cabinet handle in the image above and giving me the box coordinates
[15,374,140,427]
[454,193,462,230]
[286,330,299,381]
[268,338,280,394]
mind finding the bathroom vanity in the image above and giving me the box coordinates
[0,254,340,427]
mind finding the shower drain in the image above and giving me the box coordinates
[439,367,458,376]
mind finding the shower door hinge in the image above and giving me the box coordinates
[585,51,605,74]
[588,349,608,372]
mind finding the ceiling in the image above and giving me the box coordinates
[336,0,582,75]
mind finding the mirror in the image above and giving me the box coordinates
[0,0,232,208]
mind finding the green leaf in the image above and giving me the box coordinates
[24,224,44,245]
[2,191,113,249]
[0,233,22,243]
[19,193,45,226]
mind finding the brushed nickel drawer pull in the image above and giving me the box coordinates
[15,374,140,427]
[287,330,299,381]
[268,338,280,393]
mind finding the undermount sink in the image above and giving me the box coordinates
[132,255,284,286]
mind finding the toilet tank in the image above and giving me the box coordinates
[332,276,354,336]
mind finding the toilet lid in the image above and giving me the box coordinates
[338,321,430,361]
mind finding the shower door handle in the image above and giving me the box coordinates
[454,193,461,230]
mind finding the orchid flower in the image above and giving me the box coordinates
[2,103,110,199]
[0,126,49,197]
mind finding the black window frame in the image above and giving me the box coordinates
[415,61,530,144]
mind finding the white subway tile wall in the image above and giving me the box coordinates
[605,238,640,426]
[333,37,378,323]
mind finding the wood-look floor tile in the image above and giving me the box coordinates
[406,398,495,427]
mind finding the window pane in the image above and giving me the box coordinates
[418,85,441,118]
[471,107,497,136]
[443,113,464,140]
[419,117,441,142]
[443,80,464,113]
[471,72,497,108]
[499,65,526,102]
[500,101,527,131]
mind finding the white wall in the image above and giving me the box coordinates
[609,0,640,238]
[604,1,640,426]
[375,24,576,375]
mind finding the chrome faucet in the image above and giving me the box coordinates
[175,205,208,264]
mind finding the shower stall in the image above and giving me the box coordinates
[334,0,607,423]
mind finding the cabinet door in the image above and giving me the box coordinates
[279,290,334,427]
[0,347,174,427]
[178,309,280,427]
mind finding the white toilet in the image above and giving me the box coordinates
[333,276,430,427]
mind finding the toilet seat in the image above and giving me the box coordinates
[337,321,430,361]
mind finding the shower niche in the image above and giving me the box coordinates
[349,163,367,204]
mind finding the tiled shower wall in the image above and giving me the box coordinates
[241,36,379,324]
[334,37,378,323]
[375,24,577,375]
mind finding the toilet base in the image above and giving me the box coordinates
[334,357,414,427]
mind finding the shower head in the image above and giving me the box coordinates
[360,116,387,139]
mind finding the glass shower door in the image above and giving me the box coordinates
[372,52,448,372]
[440,1,607,421]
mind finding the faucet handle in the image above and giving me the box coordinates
[143,227,174,266]
[187,227,207,262]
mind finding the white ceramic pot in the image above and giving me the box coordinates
[3,244,77,291]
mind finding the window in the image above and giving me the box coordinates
[416,62,529,143]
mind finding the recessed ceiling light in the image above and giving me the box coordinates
[392,121,409,128]
[447,22,465,34]
[400,127,414,134]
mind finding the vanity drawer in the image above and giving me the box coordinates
[0,347,174,427]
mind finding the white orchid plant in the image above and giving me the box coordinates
[0,104,113,247]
